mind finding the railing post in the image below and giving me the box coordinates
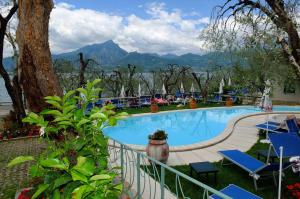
[160,165,165,199]
[136,153,141,199]
[121,144,124,183]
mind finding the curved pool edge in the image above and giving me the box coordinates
[110,106,300,152]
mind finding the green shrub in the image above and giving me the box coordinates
[8,79,127,199]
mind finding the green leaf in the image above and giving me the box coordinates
[92,79,101,86]
[76,119,90,128]
[7,156,35,168]
[40,158,68,170]
[29,165,44,177]
[32,184,49,199]
[73,156,95,177]
[40,109,63,116]
[90,174,112,181]
[58,121,73,126]
[53,116,71,123]
[89,112,107,120]
[53,189,61,199]
[46,100,63,110]
[72,185,94,199]
[113,184,122,191]
[62,181,82,199]
[76,88,88,98]
[63,90,76,102]
[70,169,88,183]
[63,105,76,114]
[94,134,107,146]
[45,95,62,102]
[53,174,72,189]
[108,117,117,126]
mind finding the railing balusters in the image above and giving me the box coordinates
[136,153,141,199]
[160,166,165,199]
[109,139,232,199]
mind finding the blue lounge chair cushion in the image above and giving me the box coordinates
[268,132,300,158]
[219,150,266,173]
[286,119,299,133]
[255,123,287,133]
[210,184,262,199]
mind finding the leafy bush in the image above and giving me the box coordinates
[148,130,168,140]
[8,79,127,199]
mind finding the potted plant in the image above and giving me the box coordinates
[150,98,159,113]
[146,130,169,163]
[189,97,197,109]
[225,97,233,106]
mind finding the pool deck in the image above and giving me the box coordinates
[165,113,300,166]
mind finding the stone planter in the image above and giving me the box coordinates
[150,104,159,113]
[146,139,169,163]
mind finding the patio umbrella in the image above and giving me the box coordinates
[190,83,195,97]
[120,85,125,98]
[180,82,185,93]
[218,79,224,94]
[228,77,232,86]
[190,83,195,93]
[162,83,167,95]
[261,79,272,111]
[138,83,142,97]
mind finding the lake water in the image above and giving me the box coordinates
[0,77,11,103]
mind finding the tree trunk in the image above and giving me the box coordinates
[78,52,88,88]
[17,0,62,112]
[0,3,26,126]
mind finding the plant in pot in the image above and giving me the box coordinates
[146,130,169,163]
[150,98,159,113]
[8,79,128,199]
[189,97,197,109]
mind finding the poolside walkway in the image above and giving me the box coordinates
[165,114,294,166]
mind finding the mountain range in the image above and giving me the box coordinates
[3,40,232,71]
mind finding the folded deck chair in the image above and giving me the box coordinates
[210,184,262,199]
[256,118,298,133]
[219,150,290,190]
[255,121,287,133]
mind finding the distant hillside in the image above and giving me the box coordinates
[3,40,233,71]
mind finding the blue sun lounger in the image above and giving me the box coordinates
[211,184,262,199]
[256,118,299,133]
[219,150,290,190]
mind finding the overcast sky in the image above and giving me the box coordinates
[4,0,226,57]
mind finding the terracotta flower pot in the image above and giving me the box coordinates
[150,104,159,113]
[226,97,233,106]
[189,100,197,109]
[146,139,169,163]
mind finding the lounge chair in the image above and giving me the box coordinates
[210,184,262,199]
[139,96,151,106]
[110,99,124,109]
[208,94,222,103]
[255,118,298,133]
[219,150,290,190]
[155,98,169,105]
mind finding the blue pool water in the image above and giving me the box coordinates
[104,106,300,146]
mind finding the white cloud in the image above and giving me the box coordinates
[4,2,210,57]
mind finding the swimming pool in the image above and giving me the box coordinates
[104,106,300,146]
